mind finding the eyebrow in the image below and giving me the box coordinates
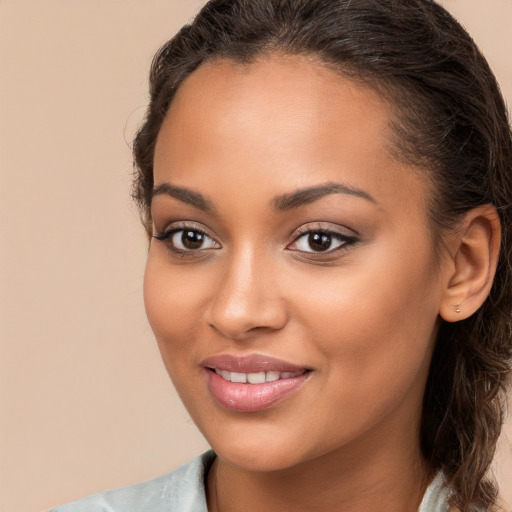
[271,182,376,210]
[152,182,215,212]
[151,180,376,213]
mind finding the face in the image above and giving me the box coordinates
[145,56,447,472]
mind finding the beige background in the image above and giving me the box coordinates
[0,1,510,511]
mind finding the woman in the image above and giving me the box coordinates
[52,0,512,510]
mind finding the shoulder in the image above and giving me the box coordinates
[48,451,215,512]
[419,473,453,512]
[418,473,487,512]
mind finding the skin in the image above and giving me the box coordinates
[144,56,469,511]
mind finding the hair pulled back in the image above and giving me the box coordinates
[133,1,512,509]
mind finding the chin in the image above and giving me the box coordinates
[211,437,304,472]
[197,415,332,474]
[189,415,295,471]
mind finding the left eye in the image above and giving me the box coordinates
[289,231,350,253]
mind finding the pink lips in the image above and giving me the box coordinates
[201,354,311,412]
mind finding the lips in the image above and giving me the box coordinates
[201,354,309,373]
[201,354,311,412]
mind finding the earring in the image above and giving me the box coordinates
[455,305,461,313]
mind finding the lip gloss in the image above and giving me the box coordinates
[205,370,309,411]
[201,354,311,412]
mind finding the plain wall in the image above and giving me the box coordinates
[0,1,510,511]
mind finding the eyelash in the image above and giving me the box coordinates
[153,223,358,258]
[288,226,358,256]
[153,224,219,255]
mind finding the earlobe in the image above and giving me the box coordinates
[439,205,501,323]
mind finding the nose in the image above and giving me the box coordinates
[204,249,288,341]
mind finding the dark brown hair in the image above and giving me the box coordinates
[133,0,512,509]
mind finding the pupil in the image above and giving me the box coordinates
[308,232,331,251]
[182,230,204,249]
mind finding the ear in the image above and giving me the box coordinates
[439,204,501,323]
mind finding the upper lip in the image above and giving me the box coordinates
[200,353,309,373]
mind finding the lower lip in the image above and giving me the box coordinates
[205,370,310,412]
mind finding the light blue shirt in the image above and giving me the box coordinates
[49,451,452,512]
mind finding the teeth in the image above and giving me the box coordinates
[281,371,302,379]
[219,369,231,381]
[230,372,247,383]
[247,371,266,384]
[214,369,304,384]
[266,371,280,382]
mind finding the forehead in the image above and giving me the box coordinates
[154,55,430,218]
[160,56,394,164]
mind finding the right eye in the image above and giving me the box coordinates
[154,227,219,253]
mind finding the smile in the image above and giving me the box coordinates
[213,368,305,384]
[201,354,311,412]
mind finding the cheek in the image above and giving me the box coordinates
[287,242,440,398]
[143,252,208,360]
[143,254,217,418]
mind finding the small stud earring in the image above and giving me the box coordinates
[455,305,461,313]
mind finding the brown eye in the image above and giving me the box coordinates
[170,229,218,251]
[308,233,332,252]
[154,227,219,252]
[181,230,205,250]
[288,228,356,255]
